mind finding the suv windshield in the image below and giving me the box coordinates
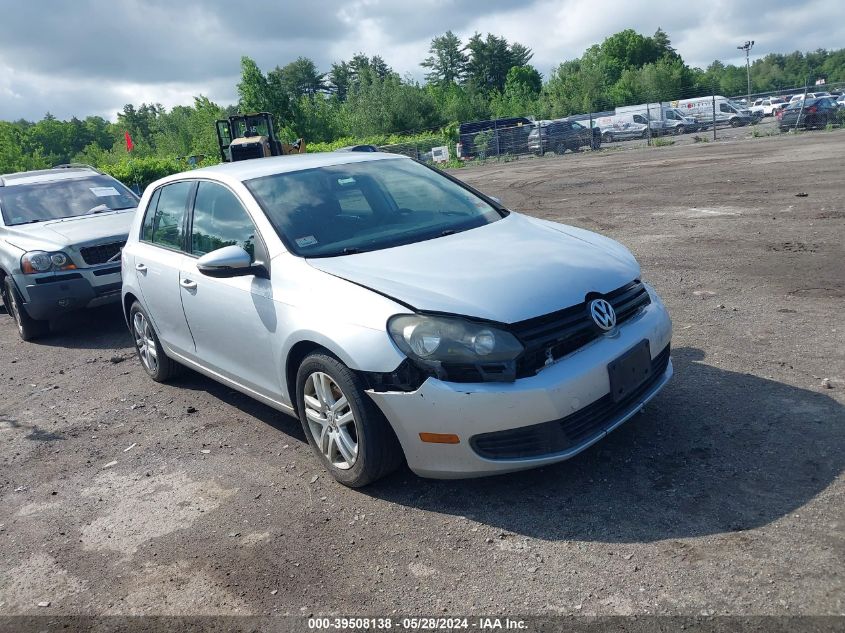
[0,174,138,226]
[246,158,505,258]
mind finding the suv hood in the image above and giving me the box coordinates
[2,210,135,253]
[307,213,640,323]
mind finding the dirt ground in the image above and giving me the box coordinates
[1,128,843,620]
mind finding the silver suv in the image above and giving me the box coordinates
[0,164,139,340]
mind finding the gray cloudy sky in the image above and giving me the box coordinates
[1,0,842,121]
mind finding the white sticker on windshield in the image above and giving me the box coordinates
[90,186,121,197]
[295,235,318,247]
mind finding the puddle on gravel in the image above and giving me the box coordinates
[80,471,237,556]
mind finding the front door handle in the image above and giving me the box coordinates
[135,263,147,273]
[180,278,197,290]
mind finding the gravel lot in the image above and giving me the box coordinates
[1,127,843,619]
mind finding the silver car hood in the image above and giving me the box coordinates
[307,213,640,323]
[2,210,136,252]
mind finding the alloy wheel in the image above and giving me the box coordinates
[303,371,359,470]
[133,311,158,373]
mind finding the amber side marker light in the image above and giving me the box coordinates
[419,432,460,444]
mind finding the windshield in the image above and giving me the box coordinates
[0,174,138,226]
[245,158,505,258]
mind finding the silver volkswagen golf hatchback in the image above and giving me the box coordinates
[121,152,672,487]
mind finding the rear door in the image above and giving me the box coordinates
[134,181,196,356]
[179,181,280,398]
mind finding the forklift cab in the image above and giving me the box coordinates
[215,112,305,162]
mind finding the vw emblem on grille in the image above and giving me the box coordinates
[589,298,617,331]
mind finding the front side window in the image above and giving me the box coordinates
[191,182,257,259]
[141,181,192,250]
[246,158,504,258]
[0,174,138,226]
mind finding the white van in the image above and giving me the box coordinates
[615,103,698,134]
[672,96,751,127]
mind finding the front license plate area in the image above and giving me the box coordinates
[607,340,652,403]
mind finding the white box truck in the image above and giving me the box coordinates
[671,96,752,127]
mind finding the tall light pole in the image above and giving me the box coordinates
[738,40,754,104]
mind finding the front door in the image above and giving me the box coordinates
[179,181,280,398]
[134,181,196,356]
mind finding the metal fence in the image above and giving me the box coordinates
[374,82,845,167]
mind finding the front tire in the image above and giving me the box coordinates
[129,301,177,382]
[296,353,402,487]
[3,277,49,341]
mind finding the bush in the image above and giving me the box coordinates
[652,137,675,147]
[98,155,211,190]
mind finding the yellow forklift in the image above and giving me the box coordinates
[215,112,306,162]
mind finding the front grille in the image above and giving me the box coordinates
[79,241,125,266]
[470,344,670,460]
[512,280,651,377]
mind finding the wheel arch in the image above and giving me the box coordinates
[122,291,140,328]
[285,340,336,415]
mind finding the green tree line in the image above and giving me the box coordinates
[2,28,844,185]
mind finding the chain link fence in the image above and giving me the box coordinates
[373,82,845,167]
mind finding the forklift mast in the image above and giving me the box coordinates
[215,112,305,162]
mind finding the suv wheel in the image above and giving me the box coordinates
[3,277,49,341]
[296,352,402,487]
[129,301,177,382]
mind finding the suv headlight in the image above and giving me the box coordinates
[388,314,523,364]
[21,250,76,274]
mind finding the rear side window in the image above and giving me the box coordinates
[141,181,192,250]
[190,182,257,259]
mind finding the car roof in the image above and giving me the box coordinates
[0,165,102,187]
[173,151,404,185]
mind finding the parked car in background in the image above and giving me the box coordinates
[456,117,533,160]
[778,97,839,130]
[335,145,380,152]
[528,118,601,154]
[593,116,649,142]
[789,92,831,103]
[750,97,787,117]
[0,165,138,340]
[836,94,845,108]
[121,152,672,486]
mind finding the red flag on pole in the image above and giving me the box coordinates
[124,131,134,152]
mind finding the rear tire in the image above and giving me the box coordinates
[296,353,402,487]
[3,277,49,341]
[129,301,177,382]
[554,142,566,155]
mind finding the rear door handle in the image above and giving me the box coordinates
[135,263,147,273]
[180,278,197,290]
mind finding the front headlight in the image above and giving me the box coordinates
[388,314,523,364]
[21,250,76,274]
